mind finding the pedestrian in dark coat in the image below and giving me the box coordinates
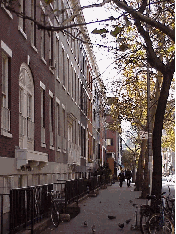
[125,169,132,187]
[119,171,125,187]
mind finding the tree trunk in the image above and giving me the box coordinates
[152,71,173,199]
[141,149,150,198]
[135,139,147,190]
[141,75,162,197]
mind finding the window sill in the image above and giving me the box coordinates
[67,39,70,45]
[56,76,60,83]
[18,26,27,39]
[62,85,66,91]
[50,146,55,150]
[41,57,47,65]
[31,44,38,53]
[57,148,61,152]
[41,143,46,148]
[1,130,12,138]
[49,67,55,74]
[1,3,13,19]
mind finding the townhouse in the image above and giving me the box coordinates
[0,0,106,196]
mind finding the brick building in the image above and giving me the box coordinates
[0,0,106,198]
[106,112,122,176]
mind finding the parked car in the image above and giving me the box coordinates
[166,174,175,182]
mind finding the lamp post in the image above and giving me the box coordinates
[147,0,153,195]
[147,63,153,195]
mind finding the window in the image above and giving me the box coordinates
[62,48,65,86]
[19,63,34,149]
[80,84,83,110]
[19,88,23,114]
[62,108,66,138]
[82,55,85,75]
[67,57,70,92]
[41,87,45,145]
[93,109,96,121]
[61,0,64,23]
[49,94,54,147]
[54,0,60,18]
[27,94,32,119]
[73,120,76,144]
[71,66,74,97]
[41,12,46,60]
[56,37,60,79]
[49,31,54,67]
[41,89,45,128]
[93,138,95,154]
[49,96,54,132]
[77,122,81,146]
[74,72,77,102]
[1,47,11,136]
[81,126,86,157]
[77,78,80,106]
[106,138,113,146]
[31,0,37,47]
[2,53,8,108]
[56,102,60,136]
[19,0,26,33]
[56,101,61,150]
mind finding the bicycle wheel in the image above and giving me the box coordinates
[148,213,174,234]
[51,206,60,227]
[140,212,151,233]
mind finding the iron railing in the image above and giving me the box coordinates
[9,175,110,233]
[10,184,53,234]
[0,194,10,234]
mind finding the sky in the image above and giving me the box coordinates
[79,0,121,96]
[80,1,132,133]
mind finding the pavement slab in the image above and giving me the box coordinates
[41,181,147,234]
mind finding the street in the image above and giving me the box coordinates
[162,177,175,197]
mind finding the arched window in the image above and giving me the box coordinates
[19,63,34,150]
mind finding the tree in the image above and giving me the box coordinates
[2,0,175,199]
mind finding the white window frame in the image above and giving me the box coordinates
[40,82,46,147]
[56,35,60,82]
[1,41,12,138]
[31,0,37,50]
[49,91,54,149]
[18,0,27,39]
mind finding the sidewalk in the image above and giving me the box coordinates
[41,181,147,234]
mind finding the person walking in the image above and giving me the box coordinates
[118,171,125,187]
[125,169,132,187]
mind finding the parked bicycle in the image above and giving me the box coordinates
[140,189,175,234]
[47,190,65,227]
[147,193,174,234]
[164,186,175,225]
[140,194,159,234]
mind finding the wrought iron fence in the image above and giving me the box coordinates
[9,175,108,233]
[10,184,53,234]
[0,194,10,234]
